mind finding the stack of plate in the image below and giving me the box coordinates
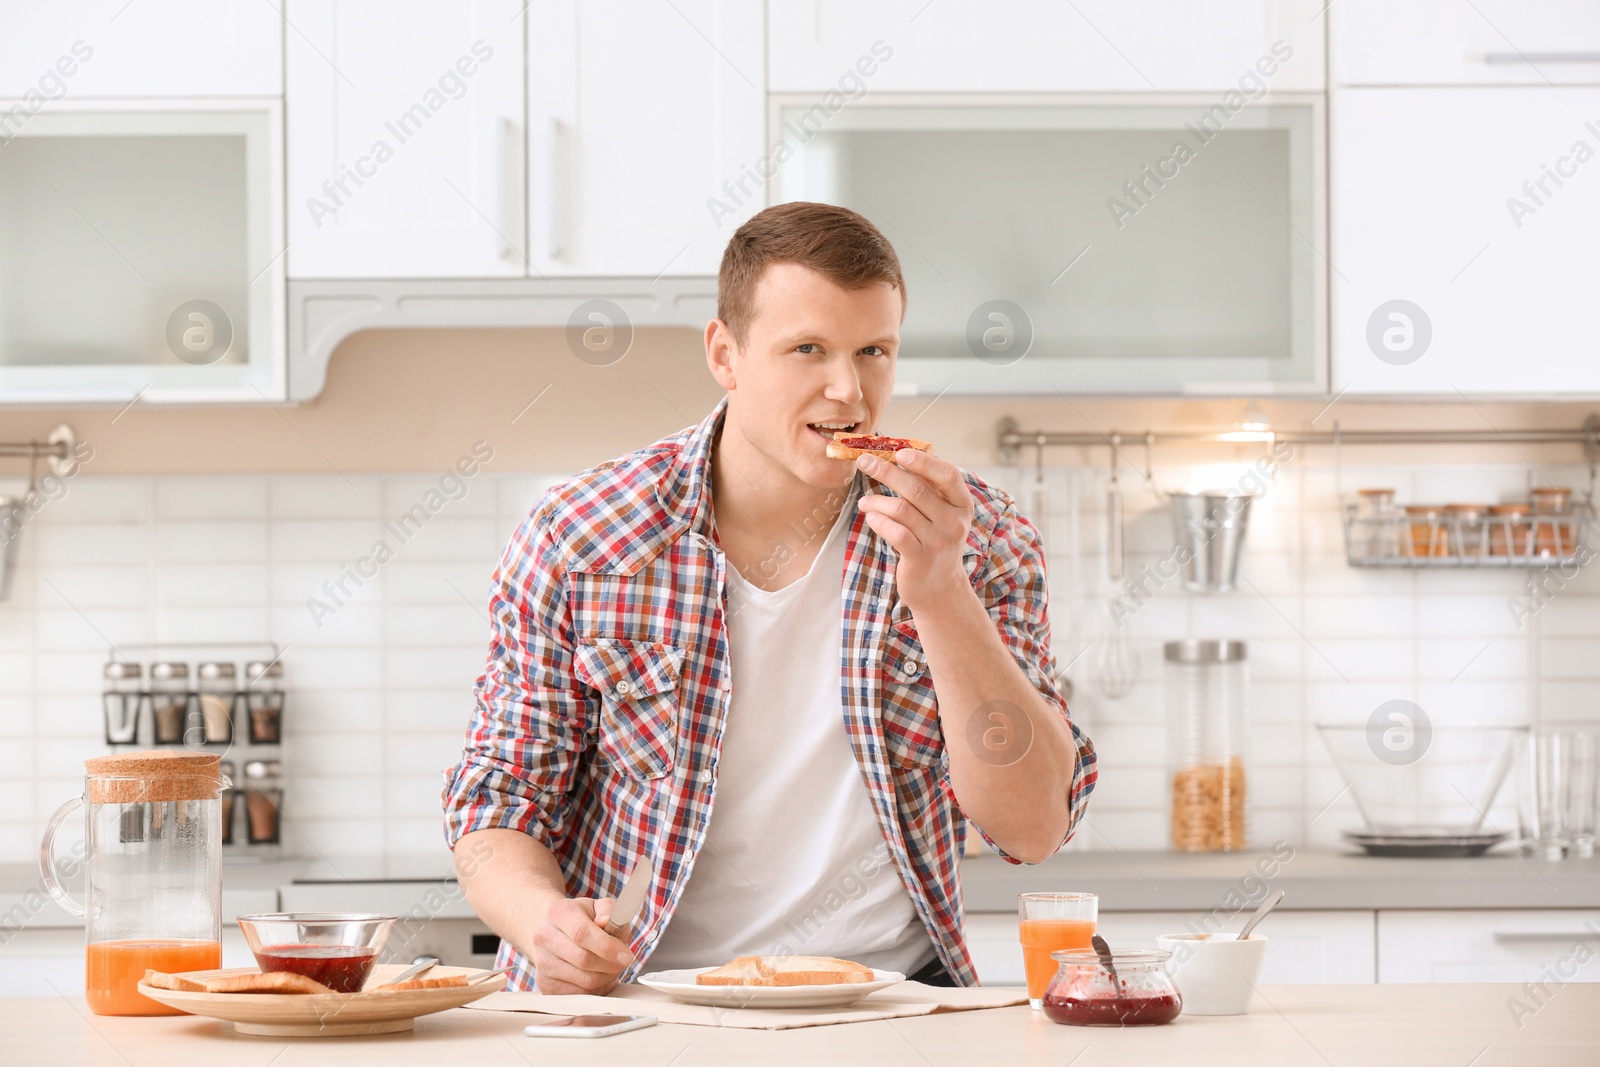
[1341,830,1507,858]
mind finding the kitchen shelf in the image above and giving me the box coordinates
[1342,499,1594,569]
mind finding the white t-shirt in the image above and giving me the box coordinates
[646,496,937,975]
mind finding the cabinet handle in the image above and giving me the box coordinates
[1483,52,1600,64]
[542,116,563,261]
[497,117,521,263]
[1491,931,1600,944]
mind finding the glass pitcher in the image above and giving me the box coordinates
[39,750,228,1015]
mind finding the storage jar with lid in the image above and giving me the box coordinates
[243,659,285,744]
[1043,947,1182,1026]
[102,661,143,745]
[148,662,194,745]
[39,750,229,1015]
[1354,489,1399,562]
[243,759,283,848]
[196,661,236,744]
[1167,640,1249,852]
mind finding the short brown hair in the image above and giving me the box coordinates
[717,201,906,343]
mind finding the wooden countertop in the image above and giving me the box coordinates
[7,983,1598,1066]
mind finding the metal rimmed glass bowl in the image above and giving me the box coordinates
[235,912,396,993]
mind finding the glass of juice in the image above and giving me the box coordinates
[1019,892,1097,1009]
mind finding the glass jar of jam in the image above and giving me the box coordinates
[1043,948,1182,1027]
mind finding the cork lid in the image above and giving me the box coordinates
[83,750,223,804]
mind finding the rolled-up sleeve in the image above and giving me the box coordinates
[442,501,591,851]
[945,493,1098,865]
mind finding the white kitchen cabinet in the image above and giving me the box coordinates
[526,0,765,276]
[1332,1,1600,86]
[965,911,1376,985]
[0,2,282,99]
[1378,910,1600,984]
[1331,87,1600,396]
[768,0,1326,93]
[286,1,527,279]
[0,100,286,404]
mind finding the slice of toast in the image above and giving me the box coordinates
[142,969,206,992]
[825,433,934,463]
[201,971,339,995]
[374,974,470,992]
[695,955,875,987]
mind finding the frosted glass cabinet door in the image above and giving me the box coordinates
[1331,88,1600,396]
[286,1,528,279]
[527,0,766,276]
[0,102,285,403]
[775,97,1326,395]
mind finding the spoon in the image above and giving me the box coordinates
[1236,889,1285,942]
[1091,934,1121,996]
[378,956,439,987]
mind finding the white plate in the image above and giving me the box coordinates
[637,967,905,1008]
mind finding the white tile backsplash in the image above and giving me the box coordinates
[0,459,1596,864]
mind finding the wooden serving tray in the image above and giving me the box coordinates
[136,963,505,1037]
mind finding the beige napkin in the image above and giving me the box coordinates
[464,980,1028,1030]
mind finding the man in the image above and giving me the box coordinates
[443,201,1096,993]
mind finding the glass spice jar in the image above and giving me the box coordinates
[1404,505,1446,559]
[148,662,195,746]
[1043,948,1182,1026]
[243,660,285,745]
[102,662,143,745]
[1531,487,1574,558]
[196,662,237,745]
[243,760,283,846]
[1444,504,1486,560]
[1354,488,1399,562]
[1489,504,1532,559]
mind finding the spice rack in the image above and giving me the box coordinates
[102,641,286,859]
[1342,494,1594,569]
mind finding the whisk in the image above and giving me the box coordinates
[1090,439,1139,701]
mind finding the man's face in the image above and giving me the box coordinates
[710,262,901,491]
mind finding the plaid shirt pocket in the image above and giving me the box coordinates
[573,638,683,780]
[879,627,946,770]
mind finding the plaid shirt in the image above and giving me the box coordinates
[442,401,1096,989]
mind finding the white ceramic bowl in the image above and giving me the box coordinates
[1154,932,1267,1016]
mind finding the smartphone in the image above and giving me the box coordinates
[523,1014,658,1038]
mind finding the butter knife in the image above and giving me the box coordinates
[601,855,654,941]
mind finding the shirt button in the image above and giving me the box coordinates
[615,680,633,696]
[696,769,712,783]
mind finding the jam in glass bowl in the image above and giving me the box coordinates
[1042,947,1182,1026]
[236,912,395,993]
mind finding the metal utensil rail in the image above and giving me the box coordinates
[996,414,1600,571]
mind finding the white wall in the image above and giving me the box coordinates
[4,451,1595,864]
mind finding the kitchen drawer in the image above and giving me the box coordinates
[965,910,1376,985]
[1378,910,1600,984]
[1333,1,1600,85]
